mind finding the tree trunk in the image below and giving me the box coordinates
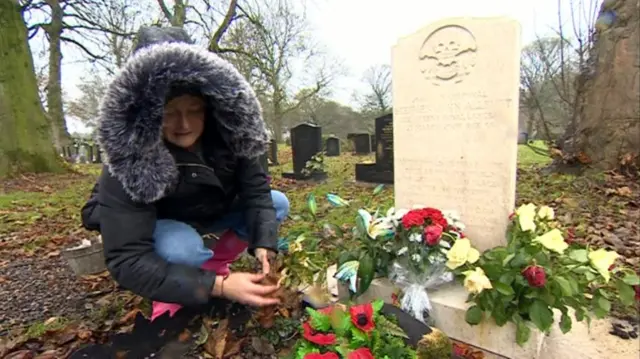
[45,0,69,152]
[0,0,64,177]
[574,0,640,170]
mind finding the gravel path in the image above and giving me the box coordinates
[0,255,98,334]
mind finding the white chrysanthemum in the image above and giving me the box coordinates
[409,232,422,242]
[411,254,421,262]
[397,246,408,256]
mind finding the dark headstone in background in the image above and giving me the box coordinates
[325,136,340,157]
[350,133,371,154]
[374,113,394,171]
[355,113,394,184]
[282,123,326,180]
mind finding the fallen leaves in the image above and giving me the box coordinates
[200,318,247,359]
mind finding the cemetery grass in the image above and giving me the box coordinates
[0,144,638,357]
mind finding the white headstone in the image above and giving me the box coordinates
[392,17,521,252]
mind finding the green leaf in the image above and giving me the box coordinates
[356,253,375,295]
[529,300,554,332]
[516,321,531,347]
[494,282,515,296]
[596,296,611,312]
[350,326,368,344]
[376,314,409,338]
[559,312,572,334]
[584,271,596,281]
[499,273,516,285]
[373,184,385,195]
[622,273,640,286]
[307,193,317,217]
[305,308,331,331]
[554,276,574,296]
[574,308,585,322]
[372,299,384,313]
[502,253,515,267]
[615,280,636,306]
[465,306,483,325]
[569,249,589,263]
[337,252,357,267]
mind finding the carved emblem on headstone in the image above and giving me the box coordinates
[418,25,478,85]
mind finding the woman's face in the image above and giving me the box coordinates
[162,95,205,149]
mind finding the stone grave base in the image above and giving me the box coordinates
[354,163,394,184]
[282,171,328,181]
[331,269,639,359]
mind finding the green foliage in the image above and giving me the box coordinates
[301,152,326,177]
[449,204,639,346]
[291,302,416,359]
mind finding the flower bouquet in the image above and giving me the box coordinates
[289,300,453,359]
[387,207,470,323]
[335,206,473,323]
[447,203,640,346]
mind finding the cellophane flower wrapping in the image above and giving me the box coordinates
[388,207,465,323]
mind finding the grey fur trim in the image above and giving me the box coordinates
[97,41,268,204]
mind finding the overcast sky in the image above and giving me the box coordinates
[58,0,600,134]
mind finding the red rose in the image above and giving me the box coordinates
[522,265,546,287]
[420,208,448,228]
[304,353,340,359]
[349,303,375,332]
[566,228,576,244]
[634,285,640,301]
[424,225,443,246]
[348,348,375,359]
[302,322,336,345]
[401,210,424,229]
[452,343,467,356]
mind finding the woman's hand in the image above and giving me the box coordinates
[214,273,280,307]
[255,248,276,274]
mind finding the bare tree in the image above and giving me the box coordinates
[356,64,392,117]
[219,0,334,142]
[66,72,106,130]
[520,37,570,141]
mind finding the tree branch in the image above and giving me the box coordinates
[209,0,238,52]
[60,35,106,61]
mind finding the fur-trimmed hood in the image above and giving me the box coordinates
[97,27,268,204]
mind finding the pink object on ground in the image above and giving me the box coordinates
[150,230,248,321]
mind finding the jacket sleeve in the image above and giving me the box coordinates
[97,166,216,306]
[81,181,101,231]
[236,157,278,253]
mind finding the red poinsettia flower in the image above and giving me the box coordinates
[348,348,375,359]
[349,303,375,332]
[304,353,340,359]
[401,210,424,229]
[302,322,337,345]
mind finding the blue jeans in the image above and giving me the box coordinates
[153,190,289,267]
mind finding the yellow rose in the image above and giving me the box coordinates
[446,239,480,270]
[462,267,493,294]
[537,206,555,220]
[588,249,619,282]
[516,203,537,232]
[533,229,568,254]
